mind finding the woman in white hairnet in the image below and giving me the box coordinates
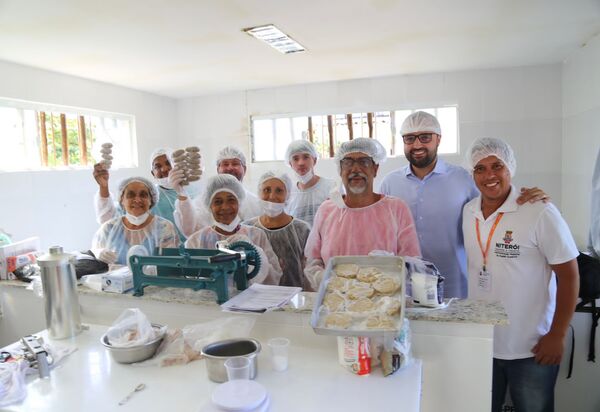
[285,140,337,226]
[93,148,195,242]
[244,171,312,289]
[174,146,263,238]
[185,174,282,285]
[92,176,180,265]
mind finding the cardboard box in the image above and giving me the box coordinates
[0,237,41,280]
[101,267,133,293]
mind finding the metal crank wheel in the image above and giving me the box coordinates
[227,241,262,280]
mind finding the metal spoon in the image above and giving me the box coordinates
[118,383,146,406]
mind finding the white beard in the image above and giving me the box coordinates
[348,185,367,194]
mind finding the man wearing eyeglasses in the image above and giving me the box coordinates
[380,111,547,299]
[304,137,421,290]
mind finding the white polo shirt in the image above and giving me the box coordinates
[462,187,578,360]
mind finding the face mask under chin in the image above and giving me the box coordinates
[213,216,241,233]
[156,177,172,189]
[295,169,314,185]
[259,199,286,217]
[124,212,150,226]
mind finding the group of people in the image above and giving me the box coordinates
[90,138,333,288]
[90,111,579,412]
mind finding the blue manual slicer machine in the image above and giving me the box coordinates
[128,241,261,304]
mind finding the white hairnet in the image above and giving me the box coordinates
[149,148,172,167]
[334,137,387,172]
[400,111,441,136]
[118,176,159,209]
[257,171,293,201]
[285,140,318,162]
[203,174,246,208]
[216,146,247,167]
[467,137,517,177]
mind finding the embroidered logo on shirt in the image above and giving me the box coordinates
[495,229,520,258]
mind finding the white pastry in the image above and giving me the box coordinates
[335,264,360,278]
[324,313,353,329]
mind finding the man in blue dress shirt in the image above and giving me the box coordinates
[380,111,546,298]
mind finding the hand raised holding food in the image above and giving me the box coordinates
[168,168,187,196]
[93,163,110,198]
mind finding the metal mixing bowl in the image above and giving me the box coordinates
[100,324,165,364]
[201,338,261,382]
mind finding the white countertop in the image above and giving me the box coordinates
[2,325,422,412]
[1,280,509,325]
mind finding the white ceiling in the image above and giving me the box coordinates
[1,0,599,99]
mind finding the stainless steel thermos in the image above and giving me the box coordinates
[37,246,83,339]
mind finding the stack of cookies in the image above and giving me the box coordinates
[321,263,403,331]
[100,143,113,169]
[171,146,202,186]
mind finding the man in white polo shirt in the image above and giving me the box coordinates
[462,138,579,412]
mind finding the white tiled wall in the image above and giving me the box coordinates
[562,34,600,248]
[558,33,600,412]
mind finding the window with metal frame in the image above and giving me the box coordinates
[251,106,458,162]
[0,97,136,172]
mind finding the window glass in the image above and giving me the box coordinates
[251,105,459,162]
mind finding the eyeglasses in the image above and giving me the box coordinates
[402,133,435,144]
[340,157,374,170]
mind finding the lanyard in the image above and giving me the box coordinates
[475,212,504,270]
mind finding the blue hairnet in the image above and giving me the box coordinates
[203,174,246,208]
[467,137,517,177]
[285,140,318,162]
[400,111,441,135]
[334,137,387,173]
[216,146,247,167]
[257,171,293,201]
[118,176,159,209]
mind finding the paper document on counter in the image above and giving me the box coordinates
[221,284,301,313]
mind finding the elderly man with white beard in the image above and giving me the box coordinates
[303,138,422,290]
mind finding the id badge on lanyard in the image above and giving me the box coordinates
[475,212,504,293]
[478,267,492,292]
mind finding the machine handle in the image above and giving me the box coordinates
[208,253,240,264]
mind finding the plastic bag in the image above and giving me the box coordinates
[0,339,77,407]
[80,274,103,291]
[106,308,165,347]
[27,276,43,298]
[404,256,445,307]
[136,316,256,367]
[376,318,413,377]
[0,361,27,407]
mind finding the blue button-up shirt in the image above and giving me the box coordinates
[379,159,479,298]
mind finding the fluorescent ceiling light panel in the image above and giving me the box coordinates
[243,24,306,54]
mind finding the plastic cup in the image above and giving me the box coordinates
[224,357,251,381]
[268,337,290,372]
